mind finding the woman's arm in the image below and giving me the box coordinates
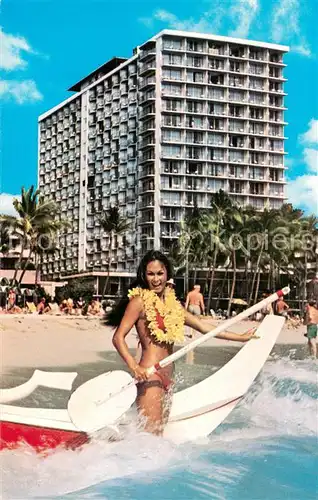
[112,297,143,373]
[184,311,255,342]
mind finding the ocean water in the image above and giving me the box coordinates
[1,350,317,500]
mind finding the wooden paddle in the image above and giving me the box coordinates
[67,287,289,433]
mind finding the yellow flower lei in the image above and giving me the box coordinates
[128,287,185,344]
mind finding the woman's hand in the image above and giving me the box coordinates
[239,328,259,342]
[131,364,150,382]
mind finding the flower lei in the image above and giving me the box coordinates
[128,287,185,344]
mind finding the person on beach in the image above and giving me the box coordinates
[107,250,256,436]
[304,300,318,358]
[185,284,205,316]
[7,289,16,311]
[274,296,289,318]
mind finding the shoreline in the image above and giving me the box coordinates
[0,315,308,377]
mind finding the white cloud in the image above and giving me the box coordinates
[292,43,312,57]
[0,27,34,71]
[139,0,257,37]
[303,148,318,173]
[229,0,259,38]
[141,6,223,34]
[271,0,311,57]
[300,119,318,145]
[0,193,20,216]
[287,119,318,214]
[287,176,318,215]
[0,79,43,104]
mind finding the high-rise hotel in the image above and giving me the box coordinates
[38,30,289,286]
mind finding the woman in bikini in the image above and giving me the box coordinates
[107,250,255,435]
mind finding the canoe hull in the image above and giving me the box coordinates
[0,420,88,452]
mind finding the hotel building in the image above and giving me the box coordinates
[38,30,289,287]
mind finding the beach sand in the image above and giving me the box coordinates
[0,314,308,378]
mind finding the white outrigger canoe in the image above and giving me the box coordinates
[0,314,285,453]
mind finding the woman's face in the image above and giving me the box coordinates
[145,260,168,295]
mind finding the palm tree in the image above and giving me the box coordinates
[179,204,207,295]
[247,207,281,304]
[0,221,10,255]
[100,205,130,297]
[206,190,236,311]
[224,205,244,317]
[1,186,67,285]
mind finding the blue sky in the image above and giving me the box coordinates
[0,0,317,214]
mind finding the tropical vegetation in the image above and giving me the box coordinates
[170,190,318,314]
[0,185,68,286]
[99,205,130,297]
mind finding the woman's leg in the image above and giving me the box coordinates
[137,380,165,435]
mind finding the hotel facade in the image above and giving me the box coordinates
[38,30,289,288]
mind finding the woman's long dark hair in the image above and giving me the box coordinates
[105,250,173,327]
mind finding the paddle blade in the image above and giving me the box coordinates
[67,371,137,433]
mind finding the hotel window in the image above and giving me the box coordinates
[229,119,245,132]
[229,135,244,147]
[162,83,183,96]
[162,160,181,173]
[187,162,203,175]
[229,90,245,102]
[161,191,181,204]
[249,63,264,75]
[208,133,224,145]
[249,92,265,105]
[249,182,264,195]
[209,148,225,161]
[269,154,283,166]
[163,38,182,50]
[208,118,225,130]
[187,71,204,83]
[250,107,264,120]
[269,81,282,92]
[208,103,222,115]
[249,167,264,180]
[186,146,204,159]
[162,145,182,158]
[163,99,182,112]
[208,58,224,70]
[163,69,182,81]
[249,49,265,60]
[186,56,204,67]
[161,176,181,190]
[229,61,242,72]
[186,101,204,113]
[229,150,244,162]
[162,129,182,142]
[250,153,265,165]
[208,73,224,85]
[187,40,204,52]
[208,42,225,55]
[229,75,244,87]
[269,67,281,78]
[269,124,283,137]
[215,180,225,191]
[269,110,282,122]
[208,88,224,100]
[186,85,205,98]
[185,115,204,128]
[186,131,204,144]
[269,95,282,107]
[163,114,182,127]
[163,53,183,65]
[269,139,284,151]
[249,77,264,90]
[249,122,264,134]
